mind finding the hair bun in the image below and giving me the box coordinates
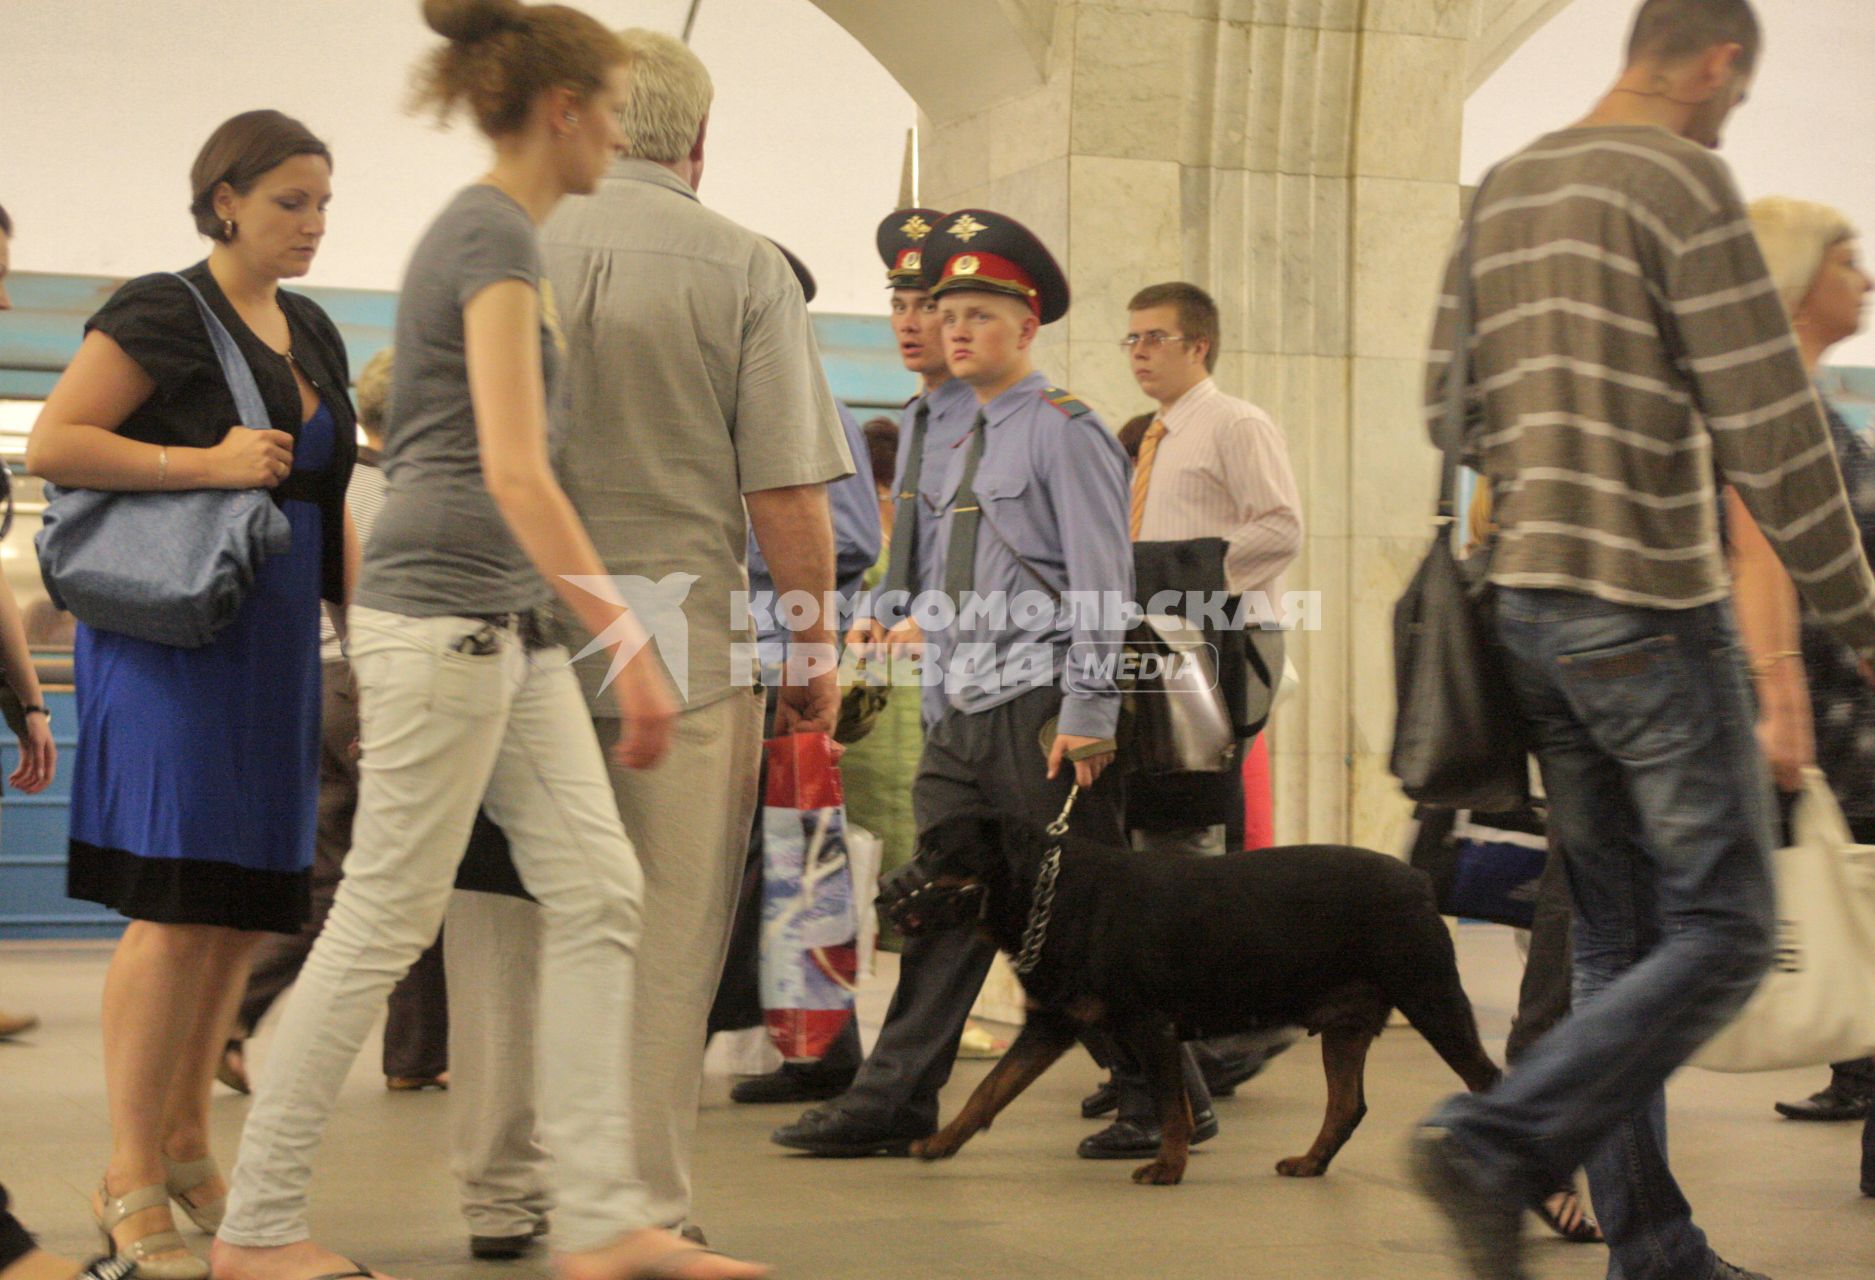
[422,0,524,43]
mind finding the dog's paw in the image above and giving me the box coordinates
[912,1133,959,1161]
[1131,1159,1186,1186]
[1275,1155,1327,1178]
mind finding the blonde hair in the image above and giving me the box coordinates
[1748,196,1858,318]
[353,347,394,430]
[410,0,624,139]
[611,28,713,163]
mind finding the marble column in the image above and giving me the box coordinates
[908,0,1487,857]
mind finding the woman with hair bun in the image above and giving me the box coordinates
[211,4,759,1280]
[28,109,353,1280]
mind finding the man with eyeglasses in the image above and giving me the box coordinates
[1073,281,1306,1159]
[1123,281,1301,856]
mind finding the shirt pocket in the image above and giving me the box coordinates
[973,471,1029,506]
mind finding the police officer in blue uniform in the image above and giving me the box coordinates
[726,211,981,1107]
[772,209,1148,1156]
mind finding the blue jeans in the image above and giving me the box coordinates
[1431,588,1776,1280]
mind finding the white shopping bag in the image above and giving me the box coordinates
[1695,769,1875,1073]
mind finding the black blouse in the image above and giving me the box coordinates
[84,260,358,604]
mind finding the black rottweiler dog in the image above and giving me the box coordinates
[877,812,1502,1185]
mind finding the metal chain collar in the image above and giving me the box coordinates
[1013,785,1078,976]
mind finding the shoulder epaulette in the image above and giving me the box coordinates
[1042,386,1093,418]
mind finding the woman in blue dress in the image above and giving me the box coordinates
[27,110,355,1279]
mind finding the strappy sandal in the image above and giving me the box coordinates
[162,1154,226,1234]
[1534,1184,1604,1243]
[94,1182,209,1280]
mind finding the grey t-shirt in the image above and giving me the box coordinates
[357,184,559,617]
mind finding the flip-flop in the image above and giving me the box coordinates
[1534,1186,1603,1243]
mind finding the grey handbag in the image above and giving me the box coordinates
[1123,613,1237,774]
[35,273,293,649]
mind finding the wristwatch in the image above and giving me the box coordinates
[20,704,48,722]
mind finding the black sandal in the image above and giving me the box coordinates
[1534,1185,1604,1243]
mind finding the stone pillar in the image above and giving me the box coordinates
[909,0,1481,855]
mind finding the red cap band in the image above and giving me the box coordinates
[936,251,1042,318]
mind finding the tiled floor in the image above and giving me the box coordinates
[2,928,1871,1279]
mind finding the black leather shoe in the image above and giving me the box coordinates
[1076,1111,1219,1159]
[731,1063,855,1105]
[1773,1082,1872,1122]
[469,1216,549,1260]
[1081,1077,1119,1119]
[771,1106,935,1157]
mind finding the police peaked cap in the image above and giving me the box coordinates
[876,208,946,288]
[769,240,817,305]
[918,209,1070,325]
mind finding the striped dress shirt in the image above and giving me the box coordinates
[1134,377,1304,599]
[1427,125,1875,657]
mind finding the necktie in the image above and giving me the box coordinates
[1130,417,1169,539]
[942,413,989,605]
[877,399,931,602]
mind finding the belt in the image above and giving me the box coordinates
[461,606,554,651]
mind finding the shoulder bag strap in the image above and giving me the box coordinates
[167,272,274,434]
[1436,167,1501,523]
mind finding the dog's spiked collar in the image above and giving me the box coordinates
[1013,785,1077,976]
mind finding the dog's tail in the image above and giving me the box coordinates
[1381,879,1503,1095]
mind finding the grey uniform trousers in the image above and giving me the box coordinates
[836,684,1126,1129]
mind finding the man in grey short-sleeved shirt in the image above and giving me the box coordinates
[442,28,854,1248]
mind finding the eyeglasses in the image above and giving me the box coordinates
[1120,331,1190,351]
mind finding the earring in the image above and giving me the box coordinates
[563,112,579,124]
[222,218,236,241]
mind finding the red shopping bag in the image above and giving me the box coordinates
[760,732,859,1062]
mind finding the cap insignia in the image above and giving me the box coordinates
[950,214,988,243]
[953,254,980,276]
[904,250,922,270]
[900,214,933,241]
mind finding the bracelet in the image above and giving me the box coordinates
[1750,649,1802,676]
[156,444,169,489]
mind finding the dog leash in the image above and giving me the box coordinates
[1013,784,1078,977]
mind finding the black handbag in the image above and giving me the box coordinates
[1388,176,1531,812]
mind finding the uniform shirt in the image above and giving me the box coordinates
[1134,377,1303,598]
[931,371,1133,738]
[541,158,854,712]
[747,399,882,650]
[892,375,978,726]
[1428,125,1875,655]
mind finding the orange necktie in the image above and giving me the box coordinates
[1130,418,1168,539]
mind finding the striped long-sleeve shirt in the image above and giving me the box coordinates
[1427,124,1875,658]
